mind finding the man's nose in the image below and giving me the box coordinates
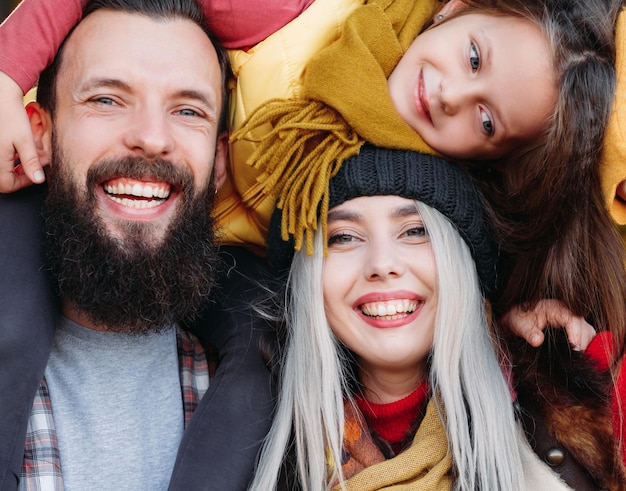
[123,105,175,158]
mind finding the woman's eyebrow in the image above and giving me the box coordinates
[391,204,421,218]
[327,208,363,223]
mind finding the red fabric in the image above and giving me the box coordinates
[586,331,615,371]
[585,331,626,465]
[0,0,315,93]
[355,382,429,448]
[615,357,626,466]
[202,0,315,49]
[0,0,84,92]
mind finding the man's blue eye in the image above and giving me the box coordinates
[179,109,198,117]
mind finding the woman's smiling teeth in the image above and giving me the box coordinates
[104,181,171,209]
[360,299,419,319]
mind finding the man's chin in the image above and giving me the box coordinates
[104,220,170,252]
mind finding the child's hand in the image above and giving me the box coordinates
[501,299,597,351]
[0,71,45,192]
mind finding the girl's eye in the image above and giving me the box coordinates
[469,43,480,71]
[481,110,493,135]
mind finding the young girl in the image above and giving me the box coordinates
[254,144,571,490]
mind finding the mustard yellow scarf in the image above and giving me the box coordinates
[335,397,453,490]
[231,0,440,254]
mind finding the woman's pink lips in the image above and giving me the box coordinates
[354,290,424,329]
[355,290,421,304]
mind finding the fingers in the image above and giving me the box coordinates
[562,314,597,352]
[501,299,597,351]
[14,136,46,186]
[0,71,45,193]
[501,305,545,347]
[0,142,44,193]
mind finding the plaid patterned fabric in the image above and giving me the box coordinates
[20,326,210,490]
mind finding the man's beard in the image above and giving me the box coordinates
[42,144,222,334]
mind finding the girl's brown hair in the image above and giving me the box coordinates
[469,0,626,357]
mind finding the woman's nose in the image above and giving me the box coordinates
[364,241,405,281]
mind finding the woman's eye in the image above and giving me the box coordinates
[469,43,480,71]
[405,226,427,238]
[481,110,493,135]
[328,233,356,246]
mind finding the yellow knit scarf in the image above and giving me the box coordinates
[334,397,453,490]
[231,0,440,254]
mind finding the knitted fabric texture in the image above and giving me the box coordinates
[268,145,498,297]
[230,0,440,254]
[337,397,453,490]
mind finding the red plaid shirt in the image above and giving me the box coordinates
[20,327,210,490]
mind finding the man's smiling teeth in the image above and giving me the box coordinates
[360,299,419,318]
[104,182,170,209]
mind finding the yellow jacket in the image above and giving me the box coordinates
[601,9,626,238]
[216,0,362,254]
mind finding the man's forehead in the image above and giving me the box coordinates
[63,9,214,63]
[57,9,222,104]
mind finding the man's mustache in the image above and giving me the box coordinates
[85,156,195,196]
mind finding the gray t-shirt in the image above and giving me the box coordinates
[44,317,183,490]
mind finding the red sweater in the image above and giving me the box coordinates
[585,331,626,464]
[355,382,429,455]
[0,0,315,92]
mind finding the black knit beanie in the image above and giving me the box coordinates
[268,144,498,297]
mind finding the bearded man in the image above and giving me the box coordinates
[0,0,274,489]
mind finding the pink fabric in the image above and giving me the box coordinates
[0,0,84,92]
[0,0,315,93]
[203,0,315,49]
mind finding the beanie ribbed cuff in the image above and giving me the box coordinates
[268,145,498,297]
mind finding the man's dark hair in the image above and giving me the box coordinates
[37,0,231,133]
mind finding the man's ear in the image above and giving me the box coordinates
[433,0,468,22]
[212,132,229,190]
[25,101,53,167]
